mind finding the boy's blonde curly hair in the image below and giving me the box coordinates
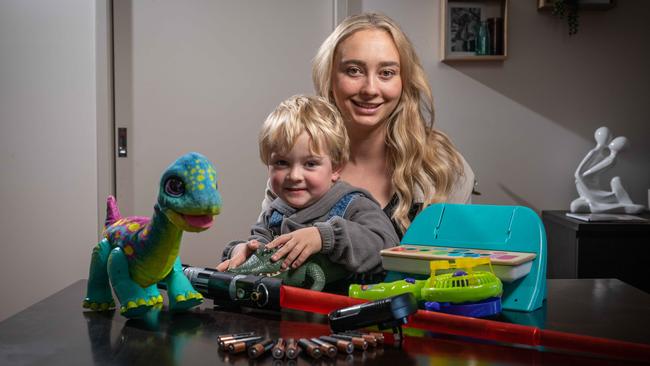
[259,95,349,169]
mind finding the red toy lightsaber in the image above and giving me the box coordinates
[179,266,650,361]
[280,285,650,362]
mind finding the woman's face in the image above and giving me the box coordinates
[331,29,403,133]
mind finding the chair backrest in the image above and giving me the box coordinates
[401,203,547,312]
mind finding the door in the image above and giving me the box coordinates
[113,0,336,267]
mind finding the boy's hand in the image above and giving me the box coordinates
[215,240,261,271]
[266,227,322,270]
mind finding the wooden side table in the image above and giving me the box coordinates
[541,210,650,293]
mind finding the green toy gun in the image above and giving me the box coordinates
[349,258,503,317]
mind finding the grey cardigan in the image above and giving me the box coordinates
[222,180,399,275]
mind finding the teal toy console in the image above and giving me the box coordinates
[387,203,547,312]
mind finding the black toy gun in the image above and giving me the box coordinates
[161,265,283,310]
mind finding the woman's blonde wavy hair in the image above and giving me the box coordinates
[259,95,349,170]
[312,13,464,232]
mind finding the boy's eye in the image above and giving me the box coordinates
[273,160,288,167]
[305,160,320,168]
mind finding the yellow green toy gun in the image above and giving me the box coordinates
[349,257,503,304]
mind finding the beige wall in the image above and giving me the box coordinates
[111,0,335,272]
[0,0,99,321]
[1,0,648,321]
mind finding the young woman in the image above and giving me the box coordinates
[313,12,474,235]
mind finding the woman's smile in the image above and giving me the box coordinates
[352,100,383,114]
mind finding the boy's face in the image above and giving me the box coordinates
[269,132,340,209]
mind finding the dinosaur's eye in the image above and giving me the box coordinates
[164,177,185,197]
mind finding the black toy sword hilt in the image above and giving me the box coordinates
[159,265,283,310]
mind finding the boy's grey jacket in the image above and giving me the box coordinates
[222,180,399,275]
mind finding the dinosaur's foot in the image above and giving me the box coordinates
[119,294,164,318]
[169,290,203,312]
[82,297,115,311]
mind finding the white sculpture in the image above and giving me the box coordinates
[570,126,645,214]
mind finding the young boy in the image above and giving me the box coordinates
[217,95,399,288]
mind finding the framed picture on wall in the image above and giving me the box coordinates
[440,0,509,61]
[447,3,483,56]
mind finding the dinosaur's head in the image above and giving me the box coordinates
[157,152,222,232]
[228,247,284,276]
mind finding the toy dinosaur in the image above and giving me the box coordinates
[227,246,347,291]
[83,152,222,318]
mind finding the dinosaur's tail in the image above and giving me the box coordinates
[105,195,122,228]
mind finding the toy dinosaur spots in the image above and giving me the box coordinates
[83,152,221,318]
[185,161,216,193]
[102,216,152,261]
[123,245,135,257]
[127,223,141,232]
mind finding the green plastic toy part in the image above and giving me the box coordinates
[420,258,502,303]
[349,257,503,305]
[228,246,348,291]
[349,278,425,302]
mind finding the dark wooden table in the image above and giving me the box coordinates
[1,279,649,365]
[542,210,650,293]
